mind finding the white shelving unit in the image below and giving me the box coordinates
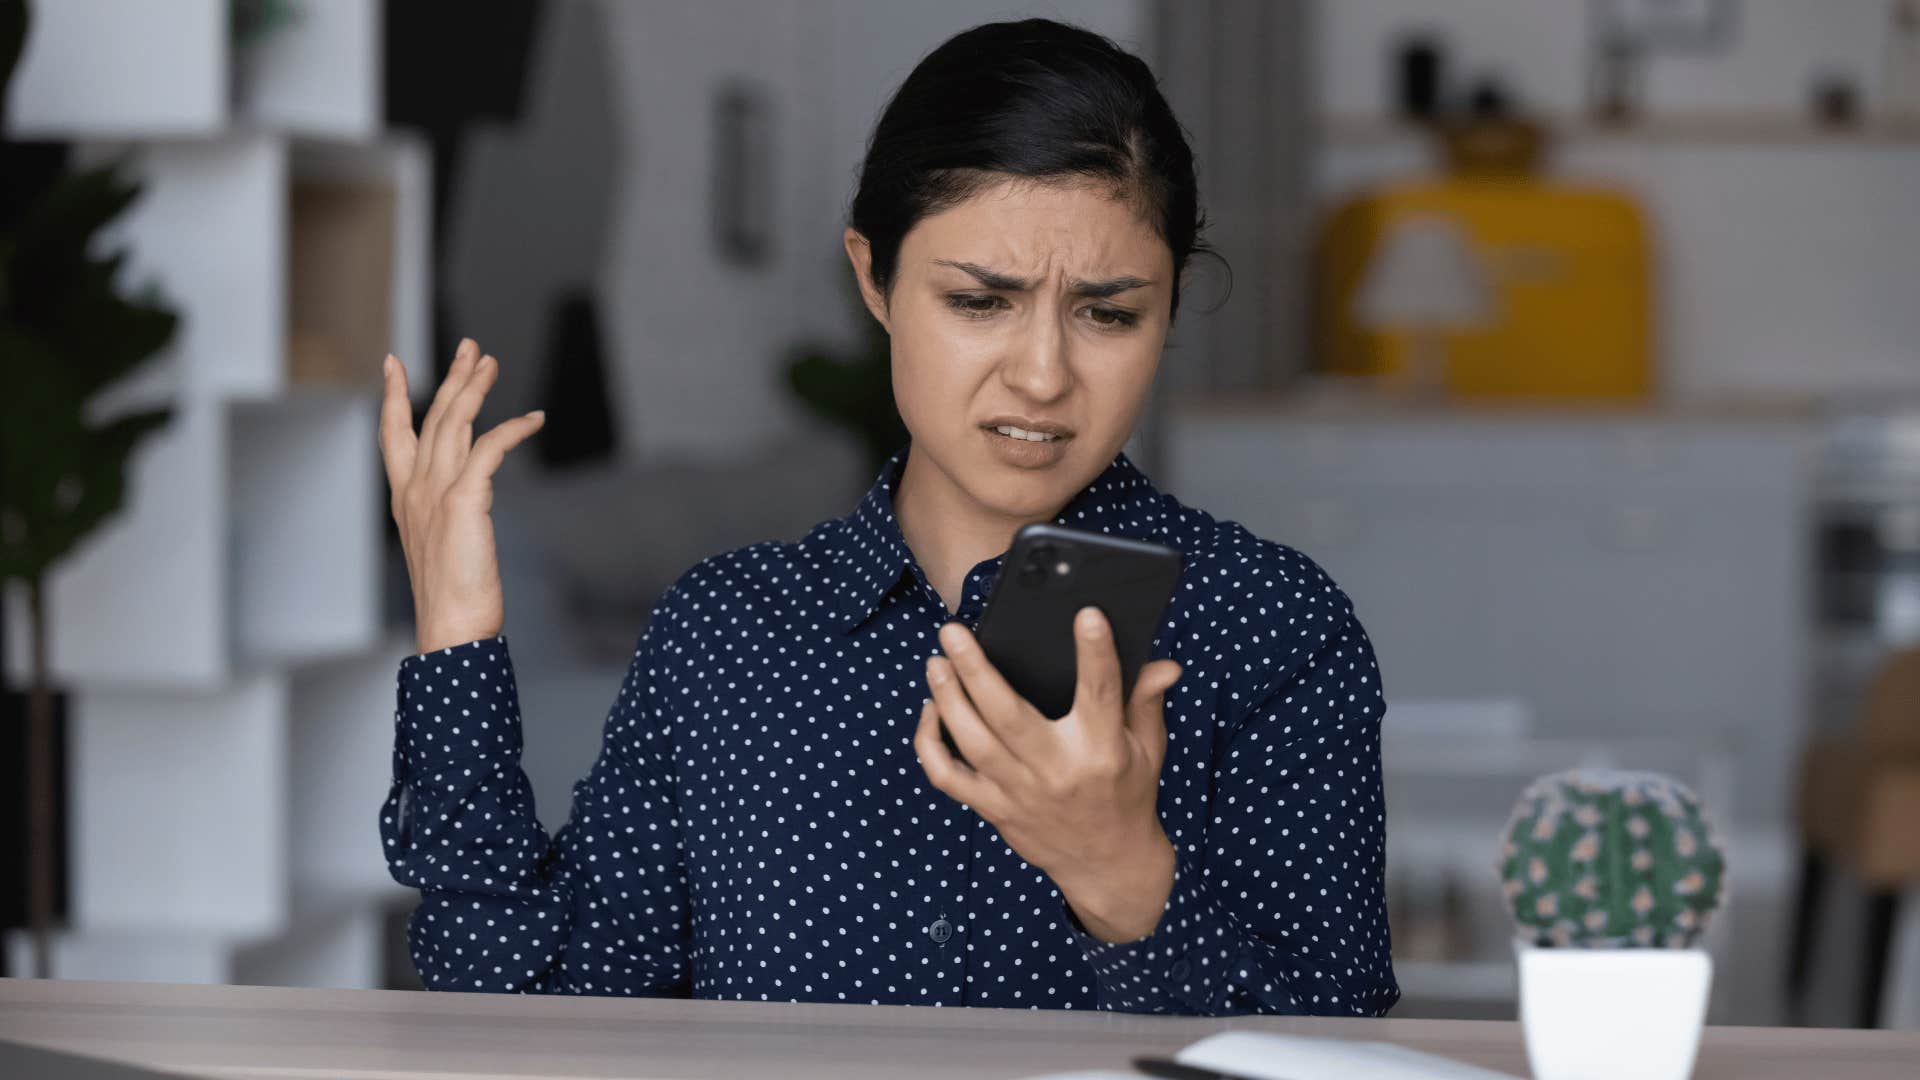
[4,0,229,138]
[2,0,427,989]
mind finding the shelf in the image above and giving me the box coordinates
[66,674,291,935]
[2,135,428,688]
[73,135,289,400]
[4,0,382,141]
[62,134,432,401]
[234,0,383,139]
[1319,113,1920,148]
[2,388,395,690]
[2,398,232,690]
[2,2,427,991]
[4,0,226,138]
[289,136,434,391]
[229,394,383,669]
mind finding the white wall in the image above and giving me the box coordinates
[1312,0,1920,399]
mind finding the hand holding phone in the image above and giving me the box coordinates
[940,523,1182,762]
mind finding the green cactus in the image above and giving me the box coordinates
[1497,768,1726,949]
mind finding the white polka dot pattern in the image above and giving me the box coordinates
[382,445,1399,1015]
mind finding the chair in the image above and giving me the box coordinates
[1787,645,1920,1028]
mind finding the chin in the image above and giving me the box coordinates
[971,444,1096,515]
[983,487,1071,522]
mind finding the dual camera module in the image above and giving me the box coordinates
[1016,542,1075,587]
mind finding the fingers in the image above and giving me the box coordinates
[913,698,1009,815]
[937,621,1044,741]
[414,338,479,482]
[926,654,1028,779]
[378,354,416,495]
[1125,659,1183,771]
[1069,606,1125,731]
[453,410,547,495]
[428,351,499,486]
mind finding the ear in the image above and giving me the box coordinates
[843,227,891,333]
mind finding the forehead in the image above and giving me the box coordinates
[903,176,1170,274]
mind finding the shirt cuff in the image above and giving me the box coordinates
[394,634,524,783]
[1067,844,1230,1013]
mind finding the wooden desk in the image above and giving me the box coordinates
[3,978,1917,1079]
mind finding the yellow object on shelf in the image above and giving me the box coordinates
[1314,177,1654,400]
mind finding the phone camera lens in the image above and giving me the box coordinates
[1017,562,1046,587]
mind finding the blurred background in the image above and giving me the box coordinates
[3,0,1919,1031]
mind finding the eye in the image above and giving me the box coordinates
[946,293,1008,317]
[1085,305,1139,329]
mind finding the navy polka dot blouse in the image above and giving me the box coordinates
[382,444,1399,1015]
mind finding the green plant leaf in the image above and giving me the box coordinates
[0,147,178,586]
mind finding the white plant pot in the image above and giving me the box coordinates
[1515,940,1712,1080]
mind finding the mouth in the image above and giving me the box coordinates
[981,418,1072,443]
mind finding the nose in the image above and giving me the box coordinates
[998,305,1072,404]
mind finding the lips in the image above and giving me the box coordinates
[989,424,1062,442]
[981,416,1073,442]
[983,418,1075,468]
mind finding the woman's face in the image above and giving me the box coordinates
[845,176,1175,521]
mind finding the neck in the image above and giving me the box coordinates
[894,444,1062,615]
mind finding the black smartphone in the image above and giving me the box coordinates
[939,522,1184,764]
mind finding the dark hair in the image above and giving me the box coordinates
[848,18,1215,321]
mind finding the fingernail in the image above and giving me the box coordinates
[927,660,948,685]
[1078,607,1103,637]
[382,354,393,376]
[526,410,545,421]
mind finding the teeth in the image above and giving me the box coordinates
[993,425,1060,442]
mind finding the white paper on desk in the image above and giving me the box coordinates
[1177,1031,1521,1080]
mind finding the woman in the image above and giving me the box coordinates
[378,18,1397,1016]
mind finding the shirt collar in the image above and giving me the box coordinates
[829,440,1166,634]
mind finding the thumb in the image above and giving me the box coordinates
[1126,659,1182,769]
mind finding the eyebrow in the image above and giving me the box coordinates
[932,259,1155,299]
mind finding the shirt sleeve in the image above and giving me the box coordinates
[1066,609,1400,1016]
[380,590,694,996]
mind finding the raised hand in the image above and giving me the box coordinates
[378,339,546,654]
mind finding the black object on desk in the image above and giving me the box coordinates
[1135,1055,1281,1080]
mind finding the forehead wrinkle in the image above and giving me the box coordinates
[933,259,1155,298]
[912,177,1169,289]
[936,222,1141,289]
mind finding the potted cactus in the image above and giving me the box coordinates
[1496,768,1727,1080]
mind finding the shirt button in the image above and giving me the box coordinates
[1170,957,1191,981]
[928,918,954,944]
